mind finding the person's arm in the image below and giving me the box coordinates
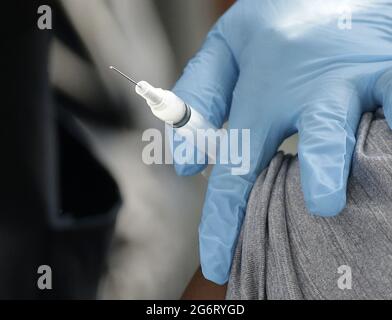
[182,267,227,300]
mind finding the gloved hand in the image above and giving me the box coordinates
[172,0,392,284]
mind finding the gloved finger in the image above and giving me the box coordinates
[199,127,281,284]
[373,69,392,128]
[171,7,239,176]
[297,87,361,217]
[166,125,208,176]
[198,71,285,283]
[199,165,255,285]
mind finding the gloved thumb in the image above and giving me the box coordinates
[171,22,239,176]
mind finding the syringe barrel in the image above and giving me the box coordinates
[135,82,187,124]
[134,82,219,167]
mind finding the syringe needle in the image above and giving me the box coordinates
[109,66,139,86]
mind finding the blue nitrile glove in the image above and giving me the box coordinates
[172,0,392,284]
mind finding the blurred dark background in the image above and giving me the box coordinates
[1,0,235,299]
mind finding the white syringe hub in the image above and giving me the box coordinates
[135,81,187,125]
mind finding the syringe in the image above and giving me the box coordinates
[110,66,219,166]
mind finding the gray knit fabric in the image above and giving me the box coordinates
[227,111,392,300]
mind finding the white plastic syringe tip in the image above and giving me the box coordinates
[135,81,163,105]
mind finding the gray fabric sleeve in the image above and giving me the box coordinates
[227,111,392,300]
